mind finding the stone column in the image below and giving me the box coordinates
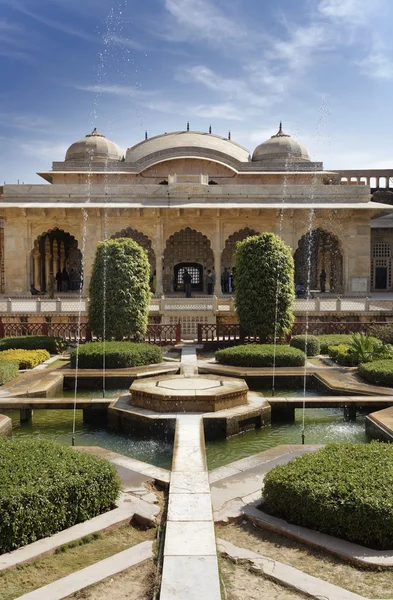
[154,216,164,295]
[213,216,221,295]
[52,239,59,275]
[44,236,52,288]
[33,248,40,289]
[59,241,66,270]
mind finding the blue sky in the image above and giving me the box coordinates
[0,0,393,183]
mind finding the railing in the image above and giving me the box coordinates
[198,321,393,345]
[1,321,92,342]
[2,296,393,316]
[0,322,181,346]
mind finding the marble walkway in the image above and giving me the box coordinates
[160,345,221,600]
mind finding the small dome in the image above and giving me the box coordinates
[252,123,310,163]
[65,128,123,162]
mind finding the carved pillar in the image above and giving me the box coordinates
[44,236,52,288]
[154,217,164,295]
[60,241,65,270]
[52,239,59,274]
[33,248,40,290]
[213,215,221,295]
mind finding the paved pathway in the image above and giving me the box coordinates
[160,345,221,599]
[180,344,198,376]
[160,415,221,600]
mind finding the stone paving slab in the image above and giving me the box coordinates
[164,521,217,556]
[218,539,368,600]
[75,446,170,485]
[169,472,210,494]
[16,540,153,600]
[211,446,319,516]
[160,556,221,600]
[168,493,213,521]
[172,444,206,472]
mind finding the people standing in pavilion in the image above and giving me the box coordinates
[55,269,62,292]
[61,267,69,292]
[206,269,214,295]
[69,268,77,291]
[183,269,192,298]
[320,269,327,293]
[222,268,230,293]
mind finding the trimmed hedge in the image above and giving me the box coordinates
[70,341,163,369]
[317,334,354,354]
[290,335,320,357]
[328,344,359,367]
[215,344,305,367]
[358,360,393,387]
[262,442,393,549]
[89,238,151,340]
[0,360,19,385]
[234,233,295,341]
[0,438,121,553]
[0,349,50,369]
[0,335,66,354]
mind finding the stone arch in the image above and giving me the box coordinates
[31,228,82,293]
[294,228,343,293]
[221,227,260,272]
[163,227,214,293]
[110,227,156,274]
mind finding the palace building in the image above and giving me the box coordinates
[0,123,392,312]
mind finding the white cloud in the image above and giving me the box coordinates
[104,34,146,52]
[318,0,375,24]
[11,1,100,42]
[163,0,248,44]
[357,52,393,79]
[74,83,157,98]
[19,141,68,161]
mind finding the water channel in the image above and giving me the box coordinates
[3,386,371,471]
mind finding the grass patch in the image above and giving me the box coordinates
[218,522,393,599]
[0,524,155,600]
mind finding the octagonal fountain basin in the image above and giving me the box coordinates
[130,374,248,413]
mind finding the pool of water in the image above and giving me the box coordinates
[4,409,173,470]
[206,408,370,470]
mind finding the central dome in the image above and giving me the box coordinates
[125,130,251,165]
[252,123,310,163]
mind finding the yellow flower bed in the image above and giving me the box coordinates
[0,349,50,369]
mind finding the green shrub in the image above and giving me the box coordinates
[70,341,163,369]
[234,233,295,341]
[317,334,354,354]
[328,344,359,366]
[0,349,50,369]
[0,438,121,553]
[369,323,393,345]
[358,360,393,387]
[0,335,66,354]
[215,344,305,367]
[89,238,151,340]
[0,360,19,385]
[262,442,393,549]
[290,335,320,356]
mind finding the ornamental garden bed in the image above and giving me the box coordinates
[215,344,305,367]
[0,438,121,553]
[0,335,66,354]
[70,341,163,369]
[262,442,393,550]
[358,359,393,387]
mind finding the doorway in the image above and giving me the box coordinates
[375,266,388,290]
[174,263,203,292]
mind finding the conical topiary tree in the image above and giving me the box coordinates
[88,238,151,340]
[234,233,295,341]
